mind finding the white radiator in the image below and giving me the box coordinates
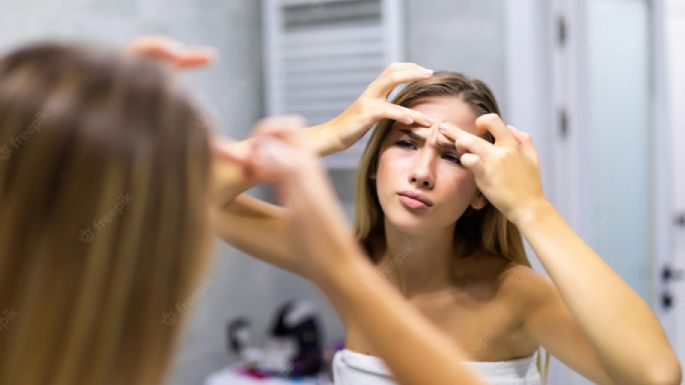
[262,0,404,169]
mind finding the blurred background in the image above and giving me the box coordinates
[0,0,683,384]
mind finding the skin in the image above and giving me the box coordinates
[229,109,682,385]
[199,55,680,384]
[345,96,539,363]
[222,125,493,385]
[374,97,487,236]
[126,45,495,385]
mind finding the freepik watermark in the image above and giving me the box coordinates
[79,193,133,243]
[359,241,415,294]
[0,308,18,332]
[379,242,413,275]
[0,111,51,161]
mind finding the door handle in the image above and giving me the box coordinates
[662,265,684,282]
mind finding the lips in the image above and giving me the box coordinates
[397,191,433,209]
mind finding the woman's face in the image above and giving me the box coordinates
[373,96,487,234]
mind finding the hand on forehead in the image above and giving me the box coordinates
[404,96,484,136]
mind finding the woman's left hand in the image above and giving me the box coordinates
[439,113,547,225]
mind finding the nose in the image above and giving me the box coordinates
[408,141,436,190]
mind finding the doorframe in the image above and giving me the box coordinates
[659,0,685,362]
[648,0,673,326]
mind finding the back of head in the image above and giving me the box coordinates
[0,43,213,385]
[354,71,531,267]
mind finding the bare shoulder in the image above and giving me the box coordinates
[452,251,558,310]
[496,260,557,310]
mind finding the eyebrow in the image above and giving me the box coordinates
[397,128,457,152]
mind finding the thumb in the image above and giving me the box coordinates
[460,153,482,174]
[506,125,538,163]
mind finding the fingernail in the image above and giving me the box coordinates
[422,68,434,76]
[404,116,414,125]
[425,117,435,125]
[439,122,451,131]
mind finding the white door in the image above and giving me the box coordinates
[507,0,681,382]
[546,0,661,383]
[583,0,653,299]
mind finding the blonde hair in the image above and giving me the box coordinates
[355,71,531,267]
[0,43,213,385]
[353,71,549,381]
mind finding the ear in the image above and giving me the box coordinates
[470,190,487,210]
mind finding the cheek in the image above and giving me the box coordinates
[435,168,479,207]
[375,149,407,187]
[449,172,477,195]
[373,149,413,212]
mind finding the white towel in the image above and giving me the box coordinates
[332,349,541,385]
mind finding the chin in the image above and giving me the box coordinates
[382,206,440,235]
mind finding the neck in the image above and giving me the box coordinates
[379,219,456,297]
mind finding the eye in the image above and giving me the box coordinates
[395,140,416,149]
[441,152,461,164]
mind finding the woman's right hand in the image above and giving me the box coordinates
[221,118,362,281]
[221,119,493,385]
[311,63,436,155]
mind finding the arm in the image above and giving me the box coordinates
[214,195,304,274]
[320,247,491,385]
[516,201,680,385]
[211,119,343,277]
[510,266,616,384]
[239,133,491,385]
[213,64,436,274]
[215,63,436,205]
[121,38,304,272]
[440,115,682,385]
[212,119,348,207]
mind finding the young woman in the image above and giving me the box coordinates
[218,66,682,385]
[0,39,497,385]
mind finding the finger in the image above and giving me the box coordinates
[251,115,307,140]
[438,122,491,157]
[126,36,183,59]
[254,138,292,168]
[131,43,178,62]
[211,137,257,196]
[376,102,434,127]
[125,36,170,52]
[251,137,304,183]
[376,67,434,97]
[368,67,434,98]
[460,153,483,174]
[230,139,279,184]
[506,125,523,145]
[127,36,216,69]
[212,136,249,165]
[506,125,539,163]
[384,62,426,70]
[174,48,217,69]
[475,113,517,148]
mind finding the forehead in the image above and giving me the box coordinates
[400,96,482,135]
